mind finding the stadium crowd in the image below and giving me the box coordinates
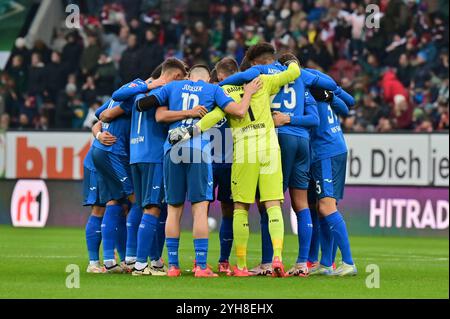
[0,0,448,132]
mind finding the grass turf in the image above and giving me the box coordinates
[0,225,448,299]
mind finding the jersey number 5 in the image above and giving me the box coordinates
[271,84,296,110]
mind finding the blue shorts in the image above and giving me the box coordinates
[82,166,105,206]
[131,163,164,208]
[278,134,311,191]
[163,150,213,205]
[212,165,233,203]
[311,152,347,201]
[91,147,133,203]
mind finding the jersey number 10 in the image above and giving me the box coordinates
[181,92,200,125]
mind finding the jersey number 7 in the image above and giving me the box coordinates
[239,93,255,121]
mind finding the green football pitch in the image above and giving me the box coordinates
[0,225,448,299]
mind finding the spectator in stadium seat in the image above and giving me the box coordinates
[62,32,83,74]
[396,53,416,87]
[7,55,27,97]
[81,76,98,107]
[94,53,117,98]
[55,83,78,129]
[80,34,102,77]
[44,51,67,104]
[109,26,130,66]
[27,53,46,108]
[19,95,38,128]
[137,29,163,79]
[0,113,9,131]
[119,33,140,84]
[13,37,30,66]
[31,39,52,64]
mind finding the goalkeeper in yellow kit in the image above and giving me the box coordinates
[168,56,301,277]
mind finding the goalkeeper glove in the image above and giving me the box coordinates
[169,125,196,145]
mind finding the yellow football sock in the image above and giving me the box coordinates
[267,206,284,260]
[233,209,249,269]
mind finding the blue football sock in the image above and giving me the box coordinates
[332,239,338,264]
[219,216,233,262]
[101,204,122,262]
[116,214,127,262]
[136,214,158,264]
[156,206,168,260]
[194,238,208,270]
[166,237,180,267]
[319,218,333,267]
[125,204,142,261]
[296,208,313,263]
[85,215,102,262]
[260,209,273,264]
[308,208,320,263]
[325,211,354,265]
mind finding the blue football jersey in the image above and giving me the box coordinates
[209,116,233,167]
[152,80,234,154]
[112,78,149,101]
[310,95,348,162]
[92,99,131,158]
[130,87,168,164]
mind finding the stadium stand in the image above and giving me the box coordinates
[0,0,448,132]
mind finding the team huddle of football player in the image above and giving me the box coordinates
[83,42,357,278]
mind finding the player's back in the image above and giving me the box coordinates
[92,99,131,158]
[165,80,222,129]
[155,79,233,154]
[130,88,167,164]
[310,98,347,162]
[222,81,279,154]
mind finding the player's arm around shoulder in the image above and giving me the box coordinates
[222,79,262,118]
[263,62,301,95]
[196,107,226,132]
[91,120,117,145]
[155,105,208,123]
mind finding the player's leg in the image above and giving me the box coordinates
[248,198,274,276]
[259,149,285,277]
[286,136,313,277]
[316,153,356,276]
[83,165,105,273]
[85,205,105,273]
[230,158,258,276]
[125,164,144,270]
[215,166,233,273]
[164,152,187,277]
[150,203,167,270]
[92,148,131,273]
[116,199,131,267]
[307,179,320,270]
[187,151,218,277]
[310,158,335,275]
[113,155,135,267]
[251,199,274,276]
[131,163,165,275]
